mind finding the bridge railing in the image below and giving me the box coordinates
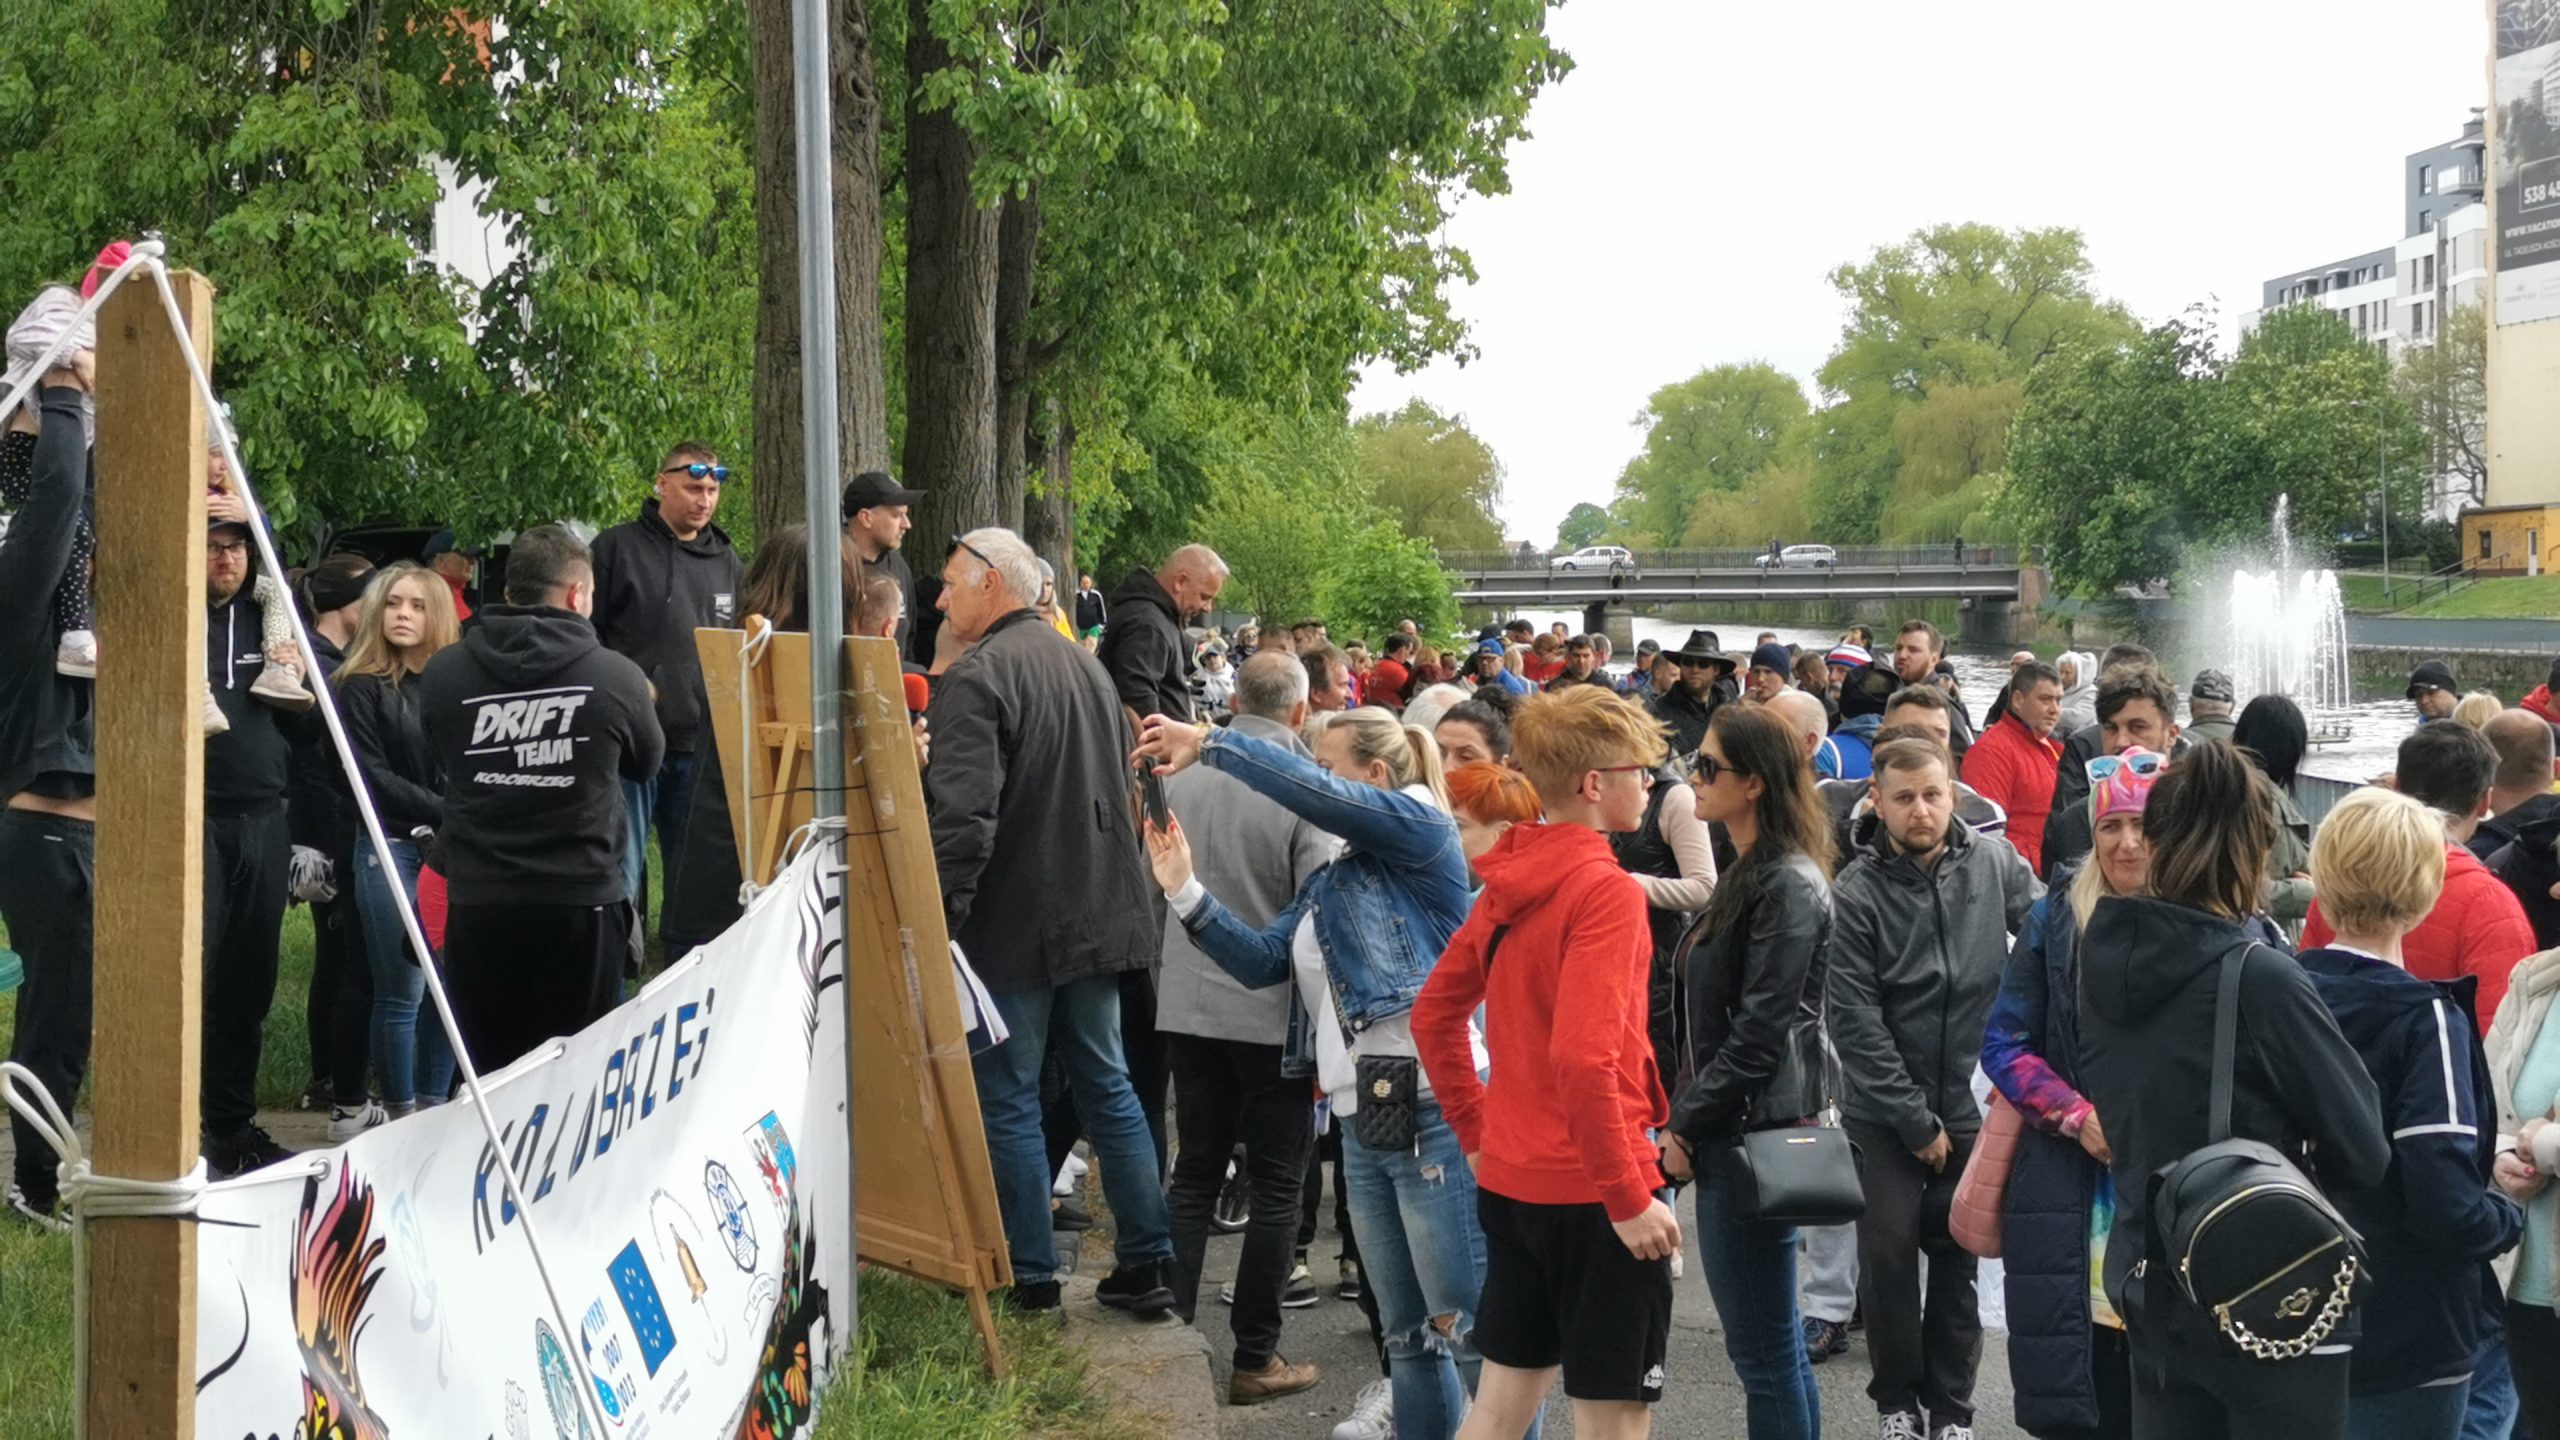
[1443,545,2025,572]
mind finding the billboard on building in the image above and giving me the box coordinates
[2496,0,2560,323]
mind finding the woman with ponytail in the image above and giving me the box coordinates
[1136,704,1503,1438]
[2076,741,2389,1438]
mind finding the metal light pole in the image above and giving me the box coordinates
[788,0,854,1347]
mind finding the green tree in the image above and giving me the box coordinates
[2397,300,2486,509]
[1680,454,1813,549]
[1809,224,2135,541]
[1556,501,1611,550]
[1610,363,1807,545]
[1353,399,1504,551]
[1318,520,1460,643]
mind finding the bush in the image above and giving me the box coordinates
[1317,522,1460,643]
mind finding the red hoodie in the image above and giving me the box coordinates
[2302,839,2534,1034]
[2523,684,2560,728]
[1412,822,1667,1222]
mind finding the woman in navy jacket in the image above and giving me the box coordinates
[2299,788,2523,1440]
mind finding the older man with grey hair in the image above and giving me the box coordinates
[1159,649,1338,1401]
[925,526,1176,1318]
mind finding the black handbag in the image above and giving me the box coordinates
[1353,1055,1419,1152]
[2142,943,2366,1361]
[1729,1125,1865,1226]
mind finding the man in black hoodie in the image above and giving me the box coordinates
[421,525,663,1071]
[200,517,298,1177]
[1098,544,1227,726]
[590,442,740,941]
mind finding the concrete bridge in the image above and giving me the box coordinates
[1447,547,2043,647]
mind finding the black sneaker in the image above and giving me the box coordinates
[1051,1198,1095,1231]
[1281,1260,1320,1308]
[1005,1279,1064,1315]
[1095,1260,1175,1317]
[205,1124,295,1180]
[1802,1316,1850,1363]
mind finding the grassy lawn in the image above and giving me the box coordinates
[2395,573,2560,619]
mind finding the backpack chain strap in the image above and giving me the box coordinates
[2214,1254,2360,1361]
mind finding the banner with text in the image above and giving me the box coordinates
[2497,0,2560,324]
[192,844,855,1440]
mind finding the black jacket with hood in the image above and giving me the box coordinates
[1094,567,1193,723]
[2075,897,2390,1348]
[205,583,293,815]
[2473,788,2560,864]
[0,397,93,803]
[418,605,663,907]
[287,630,351,855]
[589,499,740,753]
[925,607,1160,993]
[1829,811,2042,1150]
[333,667,443,835]
[2487,804,2560,950]
[2300,948,2522,1395]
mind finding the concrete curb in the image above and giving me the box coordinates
[1058,1275,1220,1440]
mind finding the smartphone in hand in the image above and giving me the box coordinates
[1136,756,1172,831]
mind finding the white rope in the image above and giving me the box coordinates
[735,617,775,905]
[0,246,611,1440]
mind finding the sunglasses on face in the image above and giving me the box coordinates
[2086,752,2165,783]
[661,463,729,482]
[1694,752,1748,785]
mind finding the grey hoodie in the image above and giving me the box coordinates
[2055,650,2098,735]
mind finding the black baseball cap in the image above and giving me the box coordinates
[842,470,925,514]
[421,528,482,562]
[2406,658,2456,698]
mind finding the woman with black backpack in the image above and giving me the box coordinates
[2075,741,2390,1438]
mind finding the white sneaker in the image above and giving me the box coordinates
[201,685,229,736]
[1878,1413,1924,1440]
[326,1101,389,1143]
[7,1182,70,1234]
[54,630,95,679]
[1931,1426,1975,1440]
[1329,1378,1393,1440]
[250,657,312,711]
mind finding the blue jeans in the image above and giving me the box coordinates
[1694,1151,1822,1440]
[354,839,455,1107]
[619,749,699,910]
[1341,1100,1491,1440]
[972,975,1172,1285]
[2350,1381,2472,1440]
[2465,1315,2523,1440]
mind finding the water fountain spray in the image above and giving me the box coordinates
[2227,495,2352,721]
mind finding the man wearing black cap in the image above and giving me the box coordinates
[201,513,298,1177]
[843,470,925,663]
[2408,658,2458,723]
[1744,641,1795,705]
[1653,629,1739,759]
[2185,668,2238,747]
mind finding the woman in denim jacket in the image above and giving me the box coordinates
[1139,706,1501,1440]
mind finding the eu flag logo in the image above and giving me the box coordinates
[608,1239,679,1377]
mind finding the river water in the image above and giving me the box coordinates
[1511,612,2426,805]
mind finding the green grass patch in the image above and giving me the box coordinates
[2393,574,2560,619]
[832,1273,1146,1440]
[0,1221,75,1439]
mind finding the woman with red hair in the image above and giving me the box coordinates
[1447,761,1540,868]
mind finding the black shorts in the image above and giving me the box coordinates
[1472,1187,1672,1403]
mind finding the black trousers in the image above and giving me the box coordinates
[2128,1334,2349,1439]
[1164,1033,1312,1368]
[0,810,93,1205]
[306,891,373,1107]
[2512,1300,2560,1439]
[203,803,289,1135]
[1850,1120,1984,1426]
[443,898,631,1073]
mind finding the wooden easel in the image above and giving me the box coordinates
[698,628,1012,1375]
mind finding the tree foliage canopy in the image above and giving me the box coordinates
[1608,362,1806,546]
[1353,399,1504,552]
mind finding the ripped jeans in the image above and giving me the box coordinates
[1340,1098,1494,1440]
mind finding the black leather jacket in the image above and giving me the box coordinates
[1669,851,1832,1146]
[333,668,443,835]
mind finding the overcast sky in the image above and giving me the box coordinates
[1349,0,2491,546]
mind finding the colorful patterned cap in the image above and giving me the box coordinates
[2091,745,2161,821]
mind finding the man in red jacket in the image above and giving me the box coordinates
[1960,658,2063,876]
[1414,687,1678,1438]
[2304,722,2535,1034]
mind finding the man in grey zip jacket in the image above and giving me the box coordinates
[1828,737,2042,1438]
[1157,650,1339,1398]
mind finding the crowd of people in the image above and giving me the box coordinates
[6,271,2560,1440]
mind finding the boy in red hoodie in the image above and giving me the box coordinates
[1413,686,1680,1439]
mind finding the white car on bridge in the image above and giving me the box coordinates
[1755,544,1837,570]
[1550,545,1638,573]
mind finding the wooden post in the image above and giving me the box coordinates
[87,268,211,1438]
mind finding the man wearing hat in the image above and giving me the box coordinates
[1744,641,1796,705]
[1653,629,1741,759]
[2408,658,2458,723]
[843,470,926,662]
[1618,637,1663,696]
[421,529,478,622]
[2185,668,2238,746]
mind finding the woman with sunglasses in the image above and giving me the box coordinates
[1657,704,1836,1439]
[1979,747,2160,1439]
[2076,741,2389,1438]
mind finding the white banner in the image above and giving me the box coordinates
[193,844,855,1440]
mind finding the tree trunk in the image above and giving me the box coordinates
[995,185,1043,541]
[748,0,891,542]
[1023,394,1076,588]
[901,0,1002,548]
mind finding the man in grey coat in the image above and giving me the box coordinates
[1159,651,1339,1402]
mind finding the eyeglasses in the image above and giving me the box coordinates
[1694,752,1748,785]
[2086,752,2165,783]
[1596,764,1656,787]
[207,537,250,556]
[949,534,998,575]
[661,462,730,482]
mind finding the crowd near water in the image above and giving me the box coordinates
[6,268,2560,1440]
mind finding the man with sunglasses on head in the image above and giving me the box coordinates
[590,442,741,946]
[843,469,927,663]
[2040,665,2182,884]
